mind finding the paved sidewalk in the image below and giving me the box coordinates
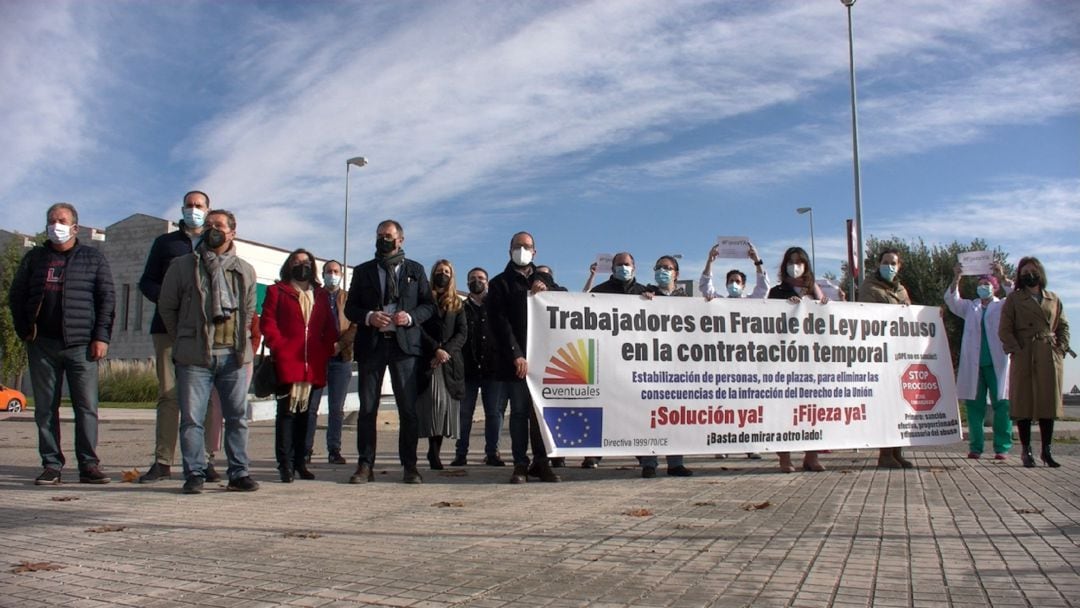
[0,414,1077,608]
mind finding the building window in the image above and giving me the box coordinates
[121,284,131,332]
[134,293,144,333]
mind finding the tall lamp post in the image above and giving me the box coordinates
[842,0,864,284]
[343,156,368,280]
[796,207,816,271]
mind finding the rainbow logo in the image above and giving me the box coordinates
[543,339,598,385]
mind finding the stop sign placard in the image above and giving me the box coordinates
[901,364,941,411]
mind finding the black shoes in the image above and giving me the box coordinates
[349,464,374,484]
[581,457,599,469]
[1021,446,1036,468]
[227,476,259,492]
[510,465,528,484]
[642,466,657,479]
[182,476,204,494]
[484,454,505,467]
[35,468,62,486]
[450,456,468,467]
[666,465,694,477]
[278,467,294,483]
[549,457,566,467]
[204,462,222,483]
[403,467,423,484]
[328,451,347,465]
[138,462,171,483]
[428,456,444,470]
[527,462,561,482]
[79,466,111,484]
[295,466,315,480]
[1041,446,1061,468]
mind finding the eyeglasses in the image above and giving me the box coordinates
[654,265,676,272]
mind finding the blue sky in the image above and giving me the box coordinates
[4,0,1079,387]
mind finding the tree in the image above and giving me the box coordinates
[0,236,40,387]
[842,236,1014,373]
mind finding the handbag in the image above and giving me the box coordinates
[251,342,278,398]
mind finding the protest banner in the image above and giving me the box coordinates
[527,292,960,456]
[714,236,752,259]
[958,251,993,276]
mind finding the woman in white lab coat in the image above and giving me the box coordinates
[944,262,1013,460]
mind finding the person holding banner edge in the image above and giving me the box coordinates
[857,248,914,469]
[944,261,1013,460]
[998,256,1069,468]
[768,246,827,473]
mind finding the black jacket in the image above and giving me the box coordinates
[591,276,647,295]
[421,307,468,400]
[486,261,534,382]
[139,225,196,334]
[463,297,498,381]
[344,257,435,358]
[9,240,115,346]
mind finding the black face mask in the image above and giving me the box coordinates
[204,227,226,250]
[1020,273,1040,288]
[432,274,451,289]
[376,238,396,255]
[290,264,313,283]
[468,280,485,295]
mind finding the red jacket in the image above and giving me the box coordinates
[260,282,338,388]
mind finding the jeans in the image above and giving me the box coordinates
[305,358,352,456]
[177,352,251,480]
[151,333,222,465]
[357,338,420,468]
[639,455,685,469]
[502,379,548,467]
[27,337,100,471]
[967,363,1012,454]
[454,378,505,459]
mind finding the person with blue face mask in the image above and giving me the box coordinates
[699,242,772,300]
[945,261,1014,461]
[857,248,914,469]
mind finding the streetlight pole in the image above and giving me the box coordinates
[842,0,864,285]
[343,156,367,282]
[796,207,816,271]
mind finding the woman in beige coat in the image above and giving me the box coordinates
[998,256,1069,468]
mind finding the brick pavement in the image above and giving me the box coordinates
[0,415,1077,608]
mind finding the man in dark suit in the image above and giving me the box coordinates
[344,220,435,484]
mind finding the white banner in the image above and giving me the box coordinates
[958,251,993,276]
[527,292,961,456]
[714,236,752,258]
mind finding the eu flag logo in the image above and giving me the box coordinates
[543,407,603,448]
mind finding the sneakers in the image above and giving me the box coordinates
[227,476,259,492]
[666,465,694,477]
[138,462,171,483]
[182,476,204,494]
[509,464,528,484]
[79,466,111,484]
[993,453,1008,460]
[641,466,657,479]
[35,468,62,486]
[967,452,982,460]
[549,457,566,468]
[328,451,347,465]
[581,457,599,469]
[204,462,222,483]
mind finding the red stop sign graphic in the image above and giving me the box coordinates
[901,364,941,411]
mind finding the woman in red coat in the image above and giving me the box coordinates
[260,249,338,483]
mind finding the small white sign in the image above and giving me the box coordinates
[715,236,751,259]
[593,253,614,274]
[958,251,993,276]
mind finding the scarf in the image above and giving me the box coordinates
[287,284,315,412]
[377,249,406,305]
[199,242,240,322]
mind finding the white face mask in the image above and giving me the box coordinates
[324,274,342,289]
[786,263,805,279]
[511,247,534,266]
[726,282,744,297]
[182,207,206,228]
[47,223,74,245]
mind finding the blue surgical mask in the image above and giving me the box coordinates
[879,264,898,282]
[324,274,342,289]
[654,269,673,287]
[182,207,206,228]
[976,284,993,300]
[614,265,634,282]
[726,282,744,297]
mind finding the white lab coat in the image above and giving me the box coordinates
[944,284,1010,401]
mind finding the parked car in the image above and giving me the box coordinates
[0,385,26,412]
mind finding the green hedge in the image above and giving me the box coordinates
[99,366,158,403]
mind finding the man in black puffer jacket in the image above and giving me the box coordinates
[9,202,115,486]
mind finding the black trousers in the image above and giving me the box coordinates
[357,337,420,468]
[275,391,310,470]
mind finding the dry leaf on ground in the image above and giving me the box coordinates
[624,508,653,517]
[433,501,465,508]
[692,501,716,506]
[50,496,79,502]
[742,501,772,511]
[86,525,126,533]
[1014,507,1043,515]
[12,561,63,574]
[439,469,467,477]
[283,531,323,539]
[120,469,140,483]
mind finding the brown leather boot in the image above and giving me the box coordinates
[778,452,795,473]
[802,451,825,472]
[877,447,901,468]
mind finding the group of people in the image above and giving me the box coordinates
[8,194,1070,492]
